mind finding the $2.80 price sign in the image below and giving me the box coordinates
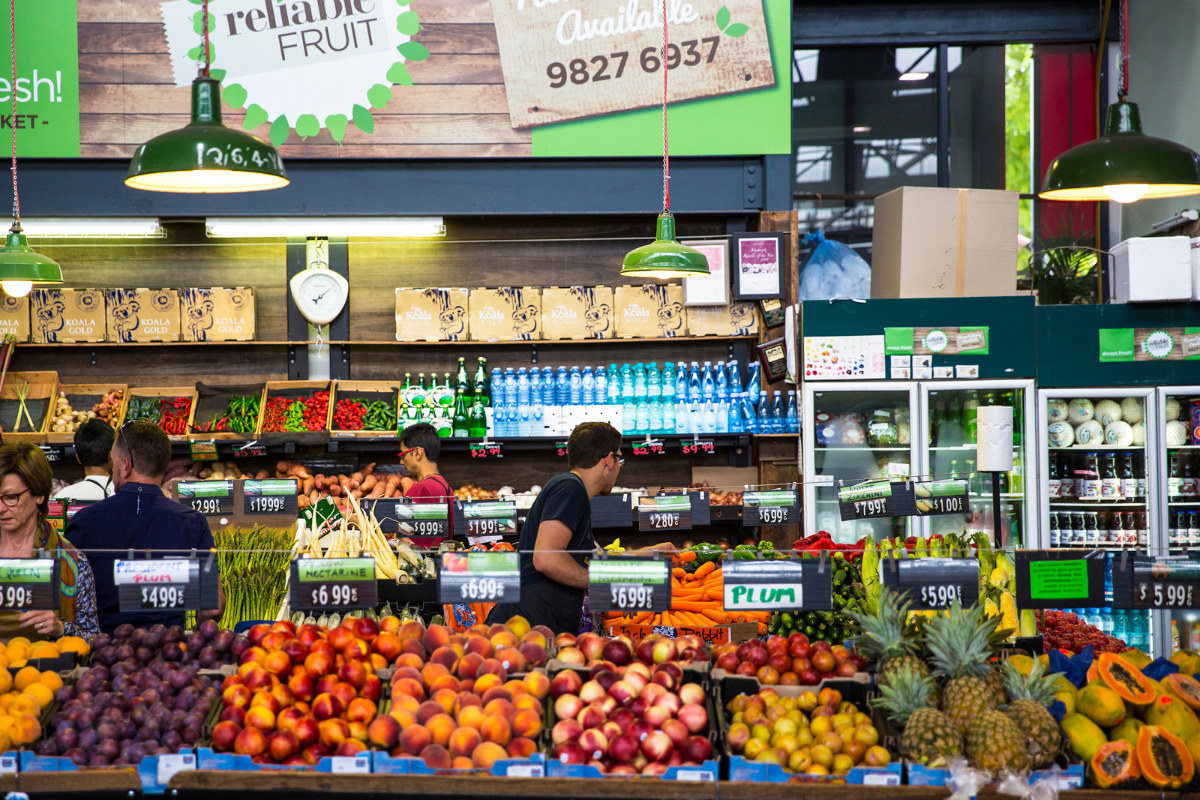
[1131,558,1200,609]
[589,557,670,613]
[638,497,692,532]
[439,551,521,605]
[290,558,377,612]
[882,557,980,611]
[0,559,57,611]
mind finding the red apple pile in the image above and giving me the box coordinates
[555,631,708,670]
[549,660,712,775]
[711,634,866,686]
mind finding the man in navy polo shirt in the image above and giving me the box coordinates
[66,422,224,633]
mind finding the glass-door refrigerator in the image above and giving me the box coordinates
[1157,387,1200,654]
[918,380,1037,547]
[1037,387,1159,656]
[803,381,921,544]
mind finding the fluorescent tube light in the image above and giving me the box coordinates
[21,218,165,237]
[205,217,446,238]
[899,72,930,81]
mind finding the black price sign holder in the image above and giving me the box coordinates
[882,555,980,610]
[1016,549,1106,610]
[455,501,518,540]
[177,480,234,516]
[232,440,267,459]
[838,481,895,521]
[589,554,670,613]
[838,479,969,521]
[38,444,65,463]
[114,554,220,614]
[189,441,219,462]
[0,557,59,611]
[631,439,666,456]
[438,551,521,604]
[555,441,569,458]
[290,557,377,612]
[368,499,449,537]
[743,487,799,527]
[244,479,299,516]
[1114,553,1200,611]
[723,557,833,612]
[638,496,693,532]
[680,439,715,455]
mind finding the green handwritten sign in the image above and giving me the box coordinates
[1029,560,1089,600]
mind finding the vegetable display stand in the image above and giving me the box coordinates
[329,380,400,440]
[258,381,331,445]
[125,385,198,442]
[0,371,59,444]
[188,382,267,442]
[46,383,128,444]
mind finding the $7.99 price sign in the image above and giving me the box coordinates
[290,558,376,612]
[439,552,521,605]
[589,557,670,613]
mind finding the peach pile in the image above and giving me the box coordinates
[555,631,707,670]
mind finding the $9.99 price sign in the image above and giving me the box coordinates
[0,559,58,611]
[290,558,377,612]
[589,556,670,613]
[114,559,205,613]
[882,557,980,611]
[1131,557,1200,609]
[438,551,521,605]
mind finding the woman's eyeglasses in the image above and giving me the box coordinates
[0,488,30,507]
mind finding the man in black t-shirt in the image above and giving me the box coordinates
[488,422,675,634]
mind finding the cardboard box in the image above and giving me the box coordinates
[30,289,107,343]
[614,285,687,338]
[540,287,614,340]
[1114,236,1192,302]
[468,288,541,341]
[394,288,469,342]
[871,187,1019,298]
[179,288,256,342]
[105,289,181,343]
[686,302,760,336]
[0,295,29,342]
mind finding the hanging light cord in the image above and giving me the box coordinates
[661,1,669,214]
[202,0,211,77]
[8,0,18,235]
[1118,0,1128,100]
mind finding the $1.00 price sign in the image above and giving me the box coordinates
[1130,557,1200,609]
[638,496,692,532]
[838,481,894,521]
[290,558,377,612]
[0,559,58,611]
[722,559,833,612]
[911,480,970,516]
[882,557,980,611]
[589,557,670,613]
[743,489,798,527]
[439,551,521,604]
[244,479,298,516]
[114,559,204,613]
[176,480,233,516]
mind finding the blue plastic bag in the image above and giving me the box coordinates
[1142,657,1181,682]
[798,229,871,301]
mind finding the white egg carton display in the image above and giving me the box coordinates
[1046,396,1146,448]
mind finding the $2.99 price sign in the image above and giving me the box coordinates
[0,559,58,611]
[470,443,503,459]
[1130,558,1200,609]
[589,556,670,613]
[438,551,521,605]
[290,558,377,612]
[177,481,233,516]
[114,559,205,613]
[632,440,665,456]
[882,557,980,611]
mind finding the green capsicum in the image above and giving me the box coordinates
[687,543,723,568]
[733,544,759,560]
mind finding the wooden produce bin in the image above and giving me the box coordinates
[329,380,400,440]
[46,383,129,444]
[0,371,59,443]
[125,386,198,442]
[258,381,331,445]
[188,382,267,442]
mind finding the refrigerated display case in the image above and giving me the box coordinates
[803,382,920,543]
[1157,387,1200,654]
[919,380,1036,547]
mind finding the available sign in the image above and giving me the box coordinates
[1099,327,1200,362]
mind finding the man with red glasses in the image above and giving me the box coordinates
[399,424,453,542]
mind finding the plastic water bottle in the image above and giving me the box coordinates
[528,368,541,404]
[531,392,544,436]
[675,400,688,435]
[661,394,675,433]
[634,363,647,399]
[701,361,715,400]
[715,361,728,400]
[1113,609,1127,645]
[662,362,676,399]
[506,401,519,438]
[771,391,784,434]
[647,362,661,399]
[595,367,607,406]
[621,363,634,400]
[756,391,770,428]
[503,368,516,405]
[676,363,689,402]
[1101,608,1114,636]
[728,360,743,395]
[728,395,743,433]
[555,367,569,405]
[582,366,595,405]
[747,361,761,400]
[702,401,717,433]
[686,401,700,434]
[649,399,662,433]
[786,391,799,433]
[636,398,649,432]
[688,362,701,400]
[518,395,531,437]
[516,368,529,404]
[542,367,554,405]
[569,366,582,405]
[741,392,759,434]
[490,368,503,404]
[716,400,729,433]
[608,364,621,404]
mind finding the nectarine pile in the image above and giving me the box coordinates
[712,634,866,687]
[554,631,708,671]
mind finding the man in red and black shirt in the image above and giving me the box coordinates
[399,424,453,543]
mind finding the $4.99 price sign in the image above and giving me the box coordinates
[589,556,670,613]
[290,558,377,612]
[0,559,58,611]
[114,559,206,613]
[438,551,521,605]
[882,557,980,611]
[1131,557,1200,609]
[244,480,298,516]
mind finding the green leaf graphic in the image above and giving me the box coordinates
[367,84,393,109]
[716,6,730,30]
[396,11,420,35]
[295,114,320,139]
[210,68,226,81]
[223,84,247,109]
[325,114,349,142]
[243,104,269,131]
[725,22,749,37]
[269,115,290,147]
[352,104,374,134]
[397,41,430,61]
[387,62,414,86]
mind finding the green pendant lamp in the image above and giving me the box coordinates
[1040,0,1200,204]
[621,15,709,279]
[126,2,287,193]
[0,0,61,298]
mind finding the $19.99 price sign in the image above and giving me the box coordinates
[290,558,377,612]
[244,480,298,516]
[882,557,980,611]
[0,559,58,611]
[589,556,670,613]
[438,551,521,604]
[114,559,207,613]
[1129,557,1200,610]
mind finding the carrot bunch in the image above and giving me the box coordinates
[604,554,769,633]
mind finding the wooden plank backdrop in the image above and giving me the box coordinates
[76,0,532,157]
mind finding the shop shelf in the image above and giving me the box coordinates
[373,751,545,777]
[906,761,1083,788]
[814,445,910,452]
[46,383,128,444]
[196,747,369,774]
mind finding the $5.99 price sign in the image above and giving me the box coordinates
[244,480,298,516]
[0,559,58,611]
[1130,557,1200,609]
[882,557,980,611]
[438,551,521,605]
[114,559,207,613]
[290,558,377,612]
[589,556,670,613]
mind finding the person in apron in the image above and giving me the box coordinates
[0,442,99,642]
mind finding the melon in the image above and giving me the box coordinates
[1094,399,1123,425]
[1068,398,1095,423]
[1110,717,1145,748]
[1137,725,1194,789]
[1090,740,1140,788]
[1076,419,1104,445]
[1048,421,1074,448]
[1047,398,1069,422]
[1097,652,1157,704]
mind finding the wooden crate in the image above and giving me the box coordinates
[258,381,332,443]
[125,386,198,442]
[329,380,401,440]
[0,371,59,443]
[188,383,267,442]
[46,384,129,444]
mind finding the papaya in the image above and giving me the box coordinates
[1185,731,1200,769]
[1143,694,1200,741]
[1170,650,1200,676]
[1122,648,1154,670]
[1055,689,1077,715]
[1163,673,1200,713]
[1008,654,1034,677]
[1089,740,1140,788]
[1110,717,1146,748]
[1087,663,1098,682]
[1077,682,1126,727]
[1097,652,1157,704]
[1136,725,1194,789]
[1062,713,1108,762]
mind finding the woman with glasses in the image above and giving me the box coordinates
[0,442,99,642]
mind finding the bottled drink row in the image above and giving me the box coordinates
[399,358,490,438]
[1168,510,1200,547]
[1167,453,1200,501]
[1047,451,1146,502]
[1048,509,1148,547]
[928,389,1024,447]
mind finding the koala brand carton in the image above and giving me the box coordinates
[686,302,760,337]
[395,288,469,342]
[468,288,541,341]
[105,289,181,343]
[180,288,256,342]
[614,285,686,338]
[0,295,29,342]
[541,287,614,340]
[30,289,107,343]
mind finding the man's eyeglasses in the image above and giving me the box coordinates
[398,446,422,460]
[0,488,30,507]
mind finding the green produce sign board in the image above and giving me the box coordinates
[1015,550,1104,609]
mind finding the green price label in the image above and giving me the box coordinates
[178,481,232,498]
[297,558,374,582]
[1029,560,1090,600]
[0,560,52,583]
[744,490,795,507]
[838,481,892,502]
[246,480,297,496]
[467,552,519,573]
[590,560,667,585]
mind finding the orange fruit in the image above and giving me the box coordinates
[13,667,40,692]
[37,672,62,692]
[22,684,52,710]
[56,636,89,656]
[30,643,58,659]
[9,694,39,717]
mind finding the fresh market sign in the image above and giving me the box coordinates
[1099,327,1200,362]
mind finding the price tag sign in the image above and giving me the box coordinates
[0,559,58,611]
[470,442,504,458]
[462,501,517,538]
[1130,556,1200,610]
[638,496,692,532]
[189,441,220,462]
[157,752,196,784]
[37,444,64,462]
[392,502,448,537]
[244,479,299,516]
[680,439,715,455]
[330,755,371,774]
[838,481,894,521]
[290,557,377,611]
[912,480,970,515]
[1015,550,1105,610]
[882,557,980,610]
[555,441,569,457]
[438,551,521,604]
[114,559,209,613]
[723,559,834,611]
[589,556,671,613]
[232,441,267,459]
[177,481,233,516]
[743,489,799,527]
[632,439,665,456]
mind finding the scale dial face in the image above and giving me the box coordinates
[291,269,347,325]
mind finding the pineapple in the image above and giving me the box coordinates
[966,709,1031,772]
[848,590,935,702]
[874,665,963,765]
[925,602,1000,734]
[1001,659,1063,768]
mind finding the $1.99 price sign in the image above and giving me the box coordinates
[882,557,980,611]
[114,559,203,613]
[290,557,377,612]
[438,551,521,605]
[1131,557,1200,609]
[0,559,58,611]
[589,556,670,613]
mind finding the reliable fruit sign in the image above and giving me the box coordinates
[1099,327,1200,362]
[2,0,79,156]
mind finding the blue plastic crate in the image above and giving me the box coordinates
[138,750,197,794]
[546,759,719,781]
[197,747,370,773]
[372,751,546,776]
[20,749,198,793]
[906,761,1083,789]
[728,755,902,785]
[20,750,80,772]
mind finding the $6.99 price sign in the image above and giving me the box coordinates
[610,583,654,610]
[291,558,376,612]
[589,557,670,613]
[439,552,521,605]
